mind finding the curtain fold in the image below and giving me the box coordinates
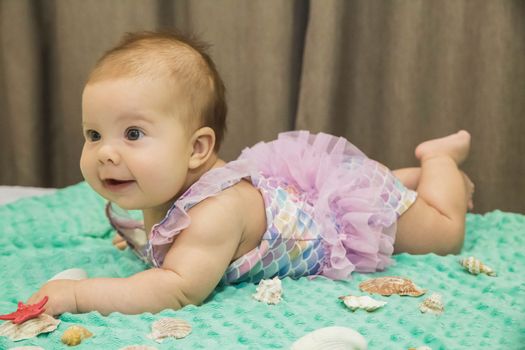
[1,0,523,213]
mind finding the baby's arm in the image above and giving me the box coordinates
[28,193,245,315]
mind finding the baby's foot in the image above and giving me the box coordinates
[415,130,471,165]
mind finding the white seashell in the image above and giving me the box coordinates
[49,268,88,281]
[0,314,60,341]
[419,293,444,315]
[252,277,283,305]
[146,318,192,343]
[338,295,387,312]
[459,256,496,276]
[119,346,158,350]
[291,326,367,350]
[359,276,426,297]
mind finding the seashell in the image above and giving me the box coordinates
[338,295,387,312]
[252,277,283,305]
[147,318,192,343]
[61,325,93,346]
[119,346,158,350]
[49,268,88,281]
[0,313,60,341]
[359,276,426,297]
[459,256,496,276]
[291,326,368,350]
[419,293,444,315]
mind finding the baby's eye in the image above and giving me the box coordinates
[125,127,144,141]
[85,130,101,142]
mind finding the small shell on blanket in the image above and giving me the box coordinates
[338,295,387,312]
[61,325,93,346]
[459,256,496,276]
[0,314,60,342]
[290,326,367,350]
[359,276,426,297]
[252,277,283,304]
[119,346,158,350]
[419,293,444,315]
[147,318,192,343]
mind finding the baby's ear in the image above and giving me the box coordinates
[188,127,216,170]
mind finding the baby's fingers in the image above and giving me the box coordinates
[112,234,128,250]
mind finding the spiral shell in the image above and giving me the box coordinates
[252,277,283,305]
[61,325,93,346]
[359,276,426,297]
[338,295,387,312]
[459,256,496,276]
[419,293,444,315]
[0,314,60,342]
[147,318,192,343]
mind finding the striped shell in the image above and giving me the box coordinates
[459,256,496,276]
[291,326,367,350]
[61,325,93,346]
[359,276,426,297]
[147,318,192,343]
[338,295,387,312]
[0,314,60,342]
[419,293,444,315]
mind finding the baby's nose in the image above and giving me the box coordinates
[97,144,120,165]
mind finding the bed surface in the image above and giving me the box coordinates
[0,182,523,349]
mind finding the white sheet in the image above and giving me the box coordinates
[0,186,57,205]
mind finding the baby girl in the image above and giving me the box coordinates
[28,31,473,316]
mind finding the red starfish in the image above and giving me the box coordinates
[0,296,48,324]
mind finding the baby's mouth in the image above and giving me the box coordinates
[102,179,135,190]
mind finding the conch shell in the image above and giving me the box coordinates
[61,325,93,346]
[338,295,387,312]
[459,256,496,276]
[147,318,192,343]
[291,326,367,350]
[252,277,283,305]
[359,276,426,297]
[419,293,444,315]
[0,314,60,341]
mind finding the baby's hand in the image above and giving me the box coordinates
[27,280,78,317]
[112,232,128,250]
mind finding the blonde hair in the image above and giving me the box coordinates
[87,31,227,150]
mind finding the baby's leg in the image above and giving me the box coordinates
[394,130,471,255]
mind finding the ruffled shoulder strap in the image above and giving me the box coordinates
[107,159,256,266]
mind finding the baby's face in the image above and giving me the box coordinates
[80,77,192,212]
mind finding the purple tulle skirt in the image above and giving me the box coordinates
[239,131,417,279]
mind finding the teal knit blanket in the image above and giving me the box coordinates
[0,182,523,349]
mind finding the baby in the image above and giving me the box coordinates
[28,31,474,316]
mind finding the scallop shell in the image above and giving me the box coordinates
[359,276,426,297]
[338,295,387,312]
[291,326,367,350]
[61,325,93,346]
[147,318,192,343]
[459,256,496,276]
[0,314,60,341]
[419,293,444,315]
[119,346,158,350]
[252,277,283,305]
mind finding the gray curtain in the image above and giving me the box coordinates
[1,0,524,214]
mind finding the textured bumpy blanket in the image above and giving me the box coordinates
[0,182,523,349]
